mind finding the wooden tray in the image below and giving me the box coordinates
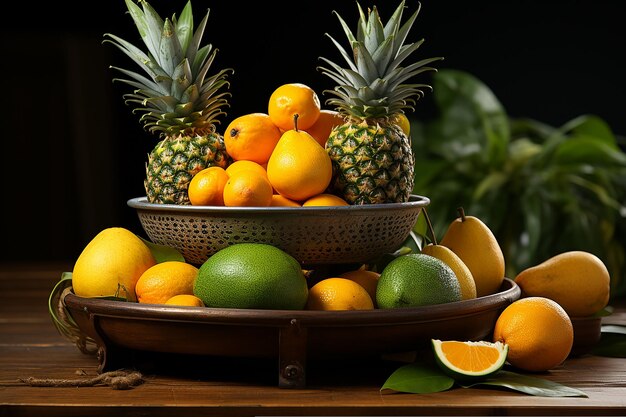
[64,278,521,388]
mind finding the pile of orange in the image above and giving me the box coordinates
[188,83,347,208]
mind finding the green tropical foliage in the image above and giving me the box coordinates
[411,69,626,299]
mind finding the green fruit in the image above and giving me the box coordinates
[376,254,462,309]
[194,243,308,310]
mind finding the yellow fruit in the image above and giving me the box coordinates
[305,109,344,147]
[225,160,268,180]
[440,208,505,297]
[194,243,309,310]
[223,170,273,207]
[421,244,477,300]
[72,227,156,302]
[493,297,573,372]
[268,83,321,131]
[270,194,301,207]
[135,261,199,304]
[393,112,411,136]
[376,254,461,309]
[338,268,380,304]
[266,127,333,201]
[514,251,610,317]
[302,193,349,207]
[306,277,374,311]
[223,113,282,164]
[165,294,205,307]
[188,166,229,206]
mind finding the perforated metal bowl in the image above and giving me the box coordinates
[128,195,430,266]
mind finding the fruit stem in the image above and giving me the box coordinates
[457,206,466,222]
[293,114,300,132]
[422,207,437,245]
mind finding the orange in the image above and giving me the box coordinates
[392,112,411,136]
[268,83,321,131]
[135,261,199,305]
[164,294,205,307]
[306,109,344,147]
[223,170,273,207]
[225,160,268,180]
[270,194,301,207]
[266,129,333,201]
[306,277,374,311]
[223,113,282,164]
[302,193,349,207]
[493,297,574,372]
[339,267,380,304]
[188,166,229,206]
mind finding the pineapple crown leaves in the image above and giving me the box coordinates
[318,1,443,119]
[103,0,233,136]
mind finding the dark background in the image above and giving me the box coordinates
[2,0,624,264]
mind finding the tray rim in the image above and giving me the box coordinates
[64,278,520,327]
[127,194,431,215]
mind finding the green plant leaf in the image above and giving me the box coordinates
[463,370,588,397]
[140,237,185,263]
[381,362,454,394]
[592,325,626,357]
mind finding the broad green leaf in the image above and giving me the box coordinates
[381,362,454,394]
[592,325,626,357]
[562,114,615,144]
[464,370,588,397]
[140,237,186,263]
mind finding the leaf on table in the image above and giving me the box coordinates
[463,370,588,397]
[140,237,185,263]
[380,362,454,394]
[592,325,626,358]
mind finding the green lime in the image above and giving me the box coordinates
[194,243,308,310]
[376,253,461,309]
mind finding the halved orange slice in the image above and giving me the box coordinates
[432,339,508,380]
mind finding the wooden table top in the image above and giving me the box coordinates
[1,263,625,417]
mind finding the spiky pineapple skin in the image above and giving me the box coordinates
[145,132,231,205]
[326,120,414,205]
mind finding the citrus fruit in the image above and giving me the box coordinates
[223,113,282,164]
[266,127,332,201]
[440,207,505,297]
[338,268,380,303]
[432,339,508,380]
[306,277,374,311]
[268,83,321,131]
[493,297,574,372]
[223,170,273,207]
[376,254,462,309]
[135,261,199,304]
[194,243,308,310]
[421,243,477,300]
[306,109,344,147]
[72,227,156,302]
[225,160,269,180]
[270,194,301,207]
[164,294,205,307]
[514,251,610,317]
[188,166,229,206]
[392,112,411,136]
[302,193,349,207]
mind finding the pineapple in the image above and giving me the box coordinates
[319,1,442,204]
[104,0,232,204]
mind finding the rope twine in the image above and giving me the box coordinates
[20,369,144,390]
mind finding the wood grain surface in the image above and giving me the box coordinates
[1,264,625,417]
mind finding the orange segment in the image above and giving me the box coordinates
[432,339,508,380]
